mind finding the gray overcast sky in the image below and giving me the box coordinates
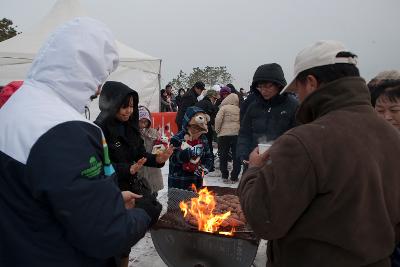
[1,0,400,89]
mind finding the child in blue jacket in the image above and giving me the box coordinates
[168,106,213,190]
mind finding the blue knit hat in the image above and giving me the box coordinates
[181,106,205,130]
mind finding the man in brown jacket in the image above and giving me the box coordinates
[238,40,400,267]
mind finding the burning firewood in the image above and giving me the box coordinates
[179,188,247,234]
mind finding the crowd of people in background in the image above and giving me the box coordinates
[160,84,176,112]
[161,83,248,114]
[157,63,300,184]
[1,17,400,267]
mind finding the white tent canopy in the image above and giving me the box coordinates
[0,0,161,114]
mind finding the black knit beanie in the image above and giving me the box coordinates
[252,63,287,90]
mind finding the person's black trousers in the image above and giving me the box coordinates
[217,135,241,180]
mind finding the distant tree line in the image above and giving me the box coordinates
[0,18,20,42]
[170,66,233,89]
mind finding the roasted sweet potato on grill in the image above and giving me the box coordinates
[181,194,247,228]
[183,213,198,227]
[221,217,245,227]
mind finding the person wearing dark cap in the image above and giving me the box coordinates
[237,63,298,168]
[195,89,220,171]
[238,40,400,266]
[175,81,206,130]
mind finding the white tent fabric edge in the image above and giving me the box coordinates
[0,0,161,113]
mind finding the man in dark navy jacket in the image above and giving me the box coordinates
[0,18,160,267]
[237,63,299,165]
[175,81,206,130]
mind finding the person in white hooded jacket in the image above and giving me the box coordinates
[215,93,241,183]
[0,17,160,267]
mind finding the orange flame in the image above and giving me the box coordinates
[191,183,198,193]
[179,185,234,236]
[219,227,235,236]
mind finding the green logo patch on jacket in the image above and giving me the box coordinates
[81,156,103,178]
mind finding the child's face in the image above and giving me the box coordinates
[116,97,133,122]
[139,118,150,129]
[375,96,400,131]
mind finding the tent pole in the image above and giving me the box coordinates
[157,59,162,112]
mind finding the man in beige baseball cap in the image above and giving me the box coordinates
[238,40,400,266]
[284,40,358,96]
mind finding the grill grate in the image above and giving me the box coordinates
[154,186,257,241]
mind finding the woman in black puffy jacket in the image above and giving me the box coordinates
[94,81,173,267]
[94,81,172,194]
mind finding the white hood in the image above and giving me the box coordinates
[26,17,119,113]
[0,17,119,164]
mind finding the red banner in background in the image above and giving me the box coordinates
[151,112,178,138]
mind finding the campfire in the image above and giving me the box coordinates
[151,186,259,267]
[179,184,245,236]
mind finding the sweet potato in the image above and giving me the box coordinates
[224,217,245,227]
